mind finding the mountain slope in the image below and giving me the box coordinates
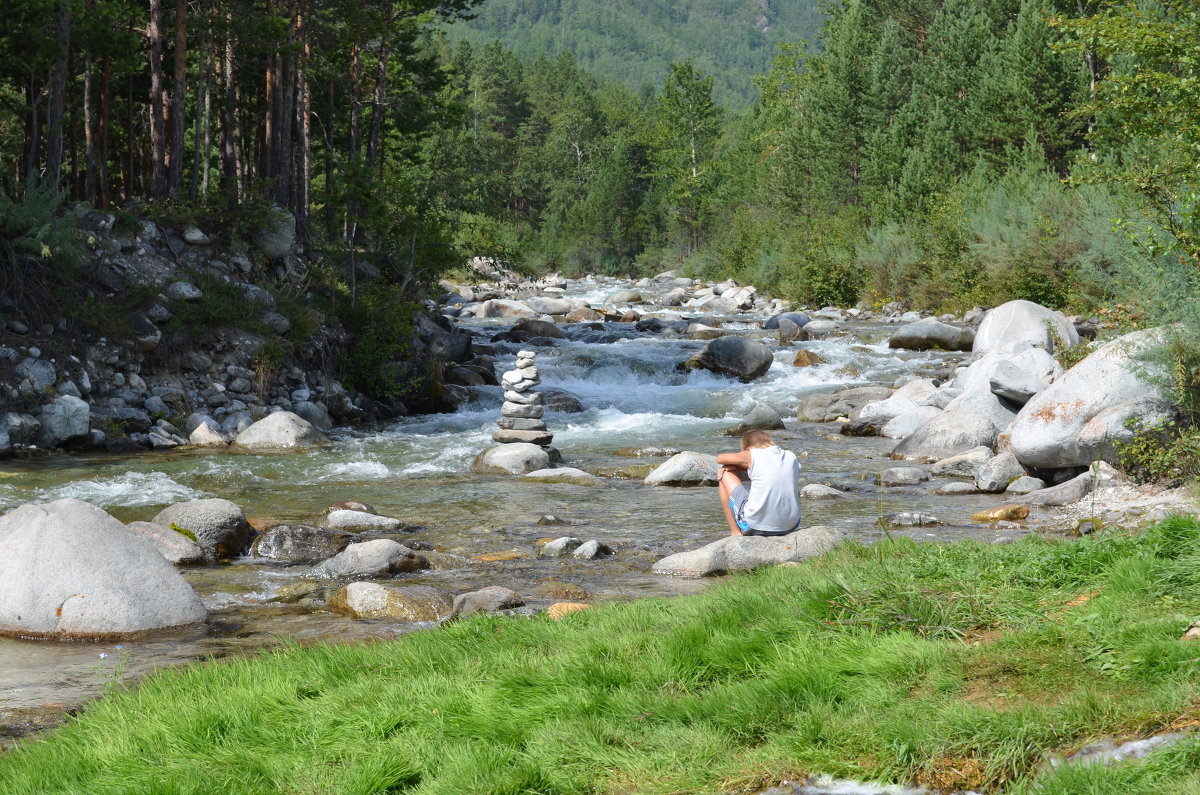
[445,0,824,107]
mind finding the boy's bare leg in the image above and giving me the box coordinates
[717,467,745,536]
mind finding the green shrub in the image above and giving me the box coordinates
[0,182,83,317]
[1114,420,1200,484]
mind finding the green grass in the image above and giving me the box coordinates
[8,519,1200,793]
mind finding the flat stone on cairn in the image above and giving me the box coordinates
[492,351,554,447]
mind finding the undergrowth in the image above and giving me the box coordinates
[6,520,1200,792]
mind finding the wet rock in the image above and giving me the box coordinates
[539,537,583,557]
[1005,476,1046,494]
[323,510,403,532]
[126,520,206,565]
[522,468,602,486]
[651,526,844,577]
[0,499,206,639]
[573,540,615,559]
[888,318,974,351]
[1009,329,1168,468]
[451,586,524,616]
[972,504,1030,522]
[725,402,785,435]
[188,423,229,447]
[973,299,1079,357]
[512,317,564,339]
[792,349,826,367]
[936,482,979,495]
[891,411,998,461]
[840,416,883,437]
[542,388,585,412]
[880,467,928,487]
[644,451,720,486]
[882,512,941,528]
[152,498,255,560]
[309,539,427,578]
[233,411,327,449]
[802,320,842,339]
[678,336,774,382]
[526,297,576,315]
[776,317,808,342]
[974,451,1027,493]
[329,582,452,621]
[493,429,554,445]
[39,395,90,447]
[290,400,333,432]
[251,524,354,563]
[931,446,993,478]
[764,311,811,330]
[828,386,894,420]
[796,391,836,422]
[800,484,844,500]
[472,443,551,475]
[468,299,538,319]
[609,290,642,304]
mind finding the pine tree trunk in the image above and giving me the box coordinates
[83,35,96,201]
[148,0,167,197]
[274,0,298,205]
[190,22,207,199]
[97,55,110,206]
[23,75,41,186]
[220,14,238,203]
[364,0,393,175]
[324,77,335,237]
[45,4,71,189]
[168,0,187,195]
[295,2,311,240]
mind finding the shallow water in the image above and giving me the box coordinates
[0,276,1039,731]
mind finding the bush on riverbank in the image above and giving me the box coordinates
[6,519,1200,792]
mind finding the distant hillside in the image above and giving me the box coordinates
[445,0,824,108]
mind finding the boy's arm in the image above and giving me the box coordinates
[716,450,752,470]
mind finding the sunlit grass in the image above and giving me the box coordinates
[7,518,1200,792]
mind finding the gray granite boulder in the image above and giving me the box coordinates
[1016,470,1096,507]
[888,319,974,351]
[678,336,774,382]
[472,443,551,475]
[989,360,1049,405]
[891,411,998,461]
[323,510,403,532]
[39,395,90,447]
[233,411,327,449]
[931,446,993,478]
[309,539,427,579]
[800,484,844,500]
[882,406,943,439]
[573,540,615,559]
[973,300,1079,358]
[1009,329,1169,468]
[726,402,785,435]
[651,526,844,576]
[0,499,206,638]
[329,582,453,621]
[644,451,720,486]
[152,498,254,560]
[126,521,206,565]
[251,524,355,563]
[974,452,1027,493]
[880,467,928,487]
[1006,476,1046,495]
[539,537,583,557]
[451,586,524,616]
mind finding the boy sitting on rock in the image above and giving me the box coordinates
[716,430,802,536]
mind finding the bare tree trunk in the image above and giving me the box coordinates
[148,0,167,196]
[45,4,71,188]
[83,27,96,201]
[295,1,311,240]
[201,59,212,195]
[97,55,110,206]
[364,0,393,175]
[220,13,237,203]
[168,0,188,195]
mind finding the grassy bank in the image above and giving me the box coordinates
[7,522,1200,793]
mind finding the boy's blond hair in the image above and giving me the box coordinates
[740,430,774,450]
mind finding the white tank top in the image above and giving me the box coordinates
[744,446,802,534]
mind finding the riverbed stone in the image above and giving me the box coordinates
[16,357,56,392]
[792,349,826,367]
[188,422,229,447]
[801,484,844,500]
[233,410,327,449]
[802,320,841,339]
[678,335,774,382]
[973,299,1079,357]
[512,318,564,339]
[251,524,355,563]
[0,499,206,639]
[472,443,551,474]
[931,446,993,478]
[1005,476,1046,495]
[329,582,453,621]
[936,482,979,495]
[882,406,943,440]
[38,395,90,447]
[322,509,403,533]
[543,388,585,412]
[573,540,615,559]
[988,360,1049,405]
[501,402,544,419]
[525,297,575,315]
[497,417,547,431]
[829,386,894,420]
[975,452,1027,493]
[309,539,427,579]
[291,401,334,431]
[972,504,1031,522]
[725,402,785,435]
[451,586,524,616]
[644,451,720,486]
[651,526,844,577]
[522,468,602,486]
[888,319,974,351]
[891,411,999,461]
[880,467,928,487]
[882,512,941,528]
[1015,470,1096,507]
[1008,329,1168,469]
[492,429,554,445]
[126,521,207,565]
[152,498,255,560]
[539,537,583,557]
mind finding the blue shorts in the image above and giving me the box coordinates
[729,484,800,537]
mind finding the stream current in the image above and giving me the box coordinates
[0,276,1036,736]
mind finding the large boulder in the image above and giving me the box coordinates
[888,319,974,351]
[882,406,943,439]
[251,524,355,563]
[973,300,1079,358]
[472,443,551,475]
[329,582,453,621]
[233,411,327,450]
[525,297,576,316]
[725,402,785,435]
[1008,329,1169,469]
[860,379,940,422]
[309,539,427,579]
[931,446,993,478]
[891,411,999,461]
[651,526,844,576]
[126,521,206,565]
[678,336,774,382]
[644,452,720,486]
[252,207,297,259]
[764,311,811,330]
[512,317,565,339]
[0,499,206,638]
[152,498,254,560]
[975,452,1027,493]
[39,395,90,447]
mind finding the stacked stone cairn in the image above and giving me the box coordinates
[493,350,553,446]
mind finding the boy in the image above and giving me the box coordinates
[716,430,802,536]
